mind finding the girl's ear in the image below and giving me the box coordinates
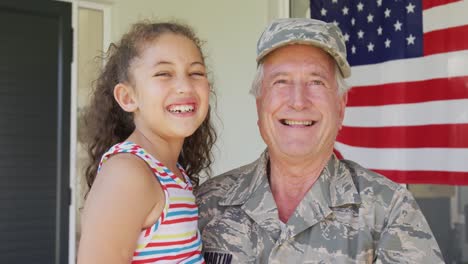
[114,83,138,112]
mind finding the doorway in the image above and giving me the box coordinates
[0,0,72,263]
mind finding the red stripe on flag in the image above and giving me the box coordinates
[422,0,461,10]
[424,25,468,56]
[372,169,468,185]
[347,76,468,106]
[337,124,468,148]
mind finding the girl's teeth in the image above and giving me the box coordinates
[168,105,194,113]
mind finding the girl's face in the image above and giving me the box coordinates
[127,33,210,142]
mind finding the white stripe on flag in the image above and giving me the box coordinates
[335,142,468,171]
[424,0,468,33]
[347,50,468,86]
[343,99,468,127]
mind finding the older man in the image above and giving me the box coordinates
[197,18,443,264]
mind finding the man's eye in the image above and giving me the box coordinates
[273,79,288,85]
[310,80,324,86]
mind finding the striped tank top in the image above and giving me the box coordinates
[99,141,205,264]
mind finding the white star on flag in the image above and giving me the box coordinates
[384,38,391,48]
[357,30,364,39]
[357,2,364,12]
[394,20,402,31]
[321,8,327,16]
[406,34,416,45]
[384,8,391,18]
[406,3,416,14]
[344,33,350,42]
[342,6,349,15]
[377,26,383,35]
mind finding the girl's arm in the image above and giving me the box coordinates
[77,154,164,264]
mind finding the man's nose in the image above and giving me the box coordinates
[289,83,307,110]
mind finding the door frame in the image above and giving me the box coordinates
[54,1,111,263]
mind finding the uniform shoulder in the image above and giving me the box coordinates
[196,161,256,198]
[339,160,444,262]
[342,159,402,191]
[196,161,259,230]
[340,159,407,207]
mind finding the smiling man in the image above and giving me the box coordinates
[196,18,443,264]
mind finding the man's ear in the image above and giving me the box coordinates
[255,98,262,124]
[338,92,348,130]
[114,83,138,112]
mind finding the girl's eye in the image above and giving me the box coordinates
[154,72,171,77]
[190,72,206,77]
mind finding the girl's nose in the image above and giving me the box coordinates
[176,76,194,94]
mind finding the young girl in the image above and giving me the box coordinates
[77,21,216,264]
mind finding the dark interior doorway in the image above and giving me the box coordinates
[0,0,72,263]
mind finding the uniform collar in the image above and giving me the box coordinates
[219,149,362,238]
[286,154,362,237]
[219,150,361,207]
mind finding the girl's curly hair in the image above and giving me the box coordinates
[82,21,217,194]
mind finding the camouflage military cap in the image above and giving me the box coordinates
[256,18,351,78]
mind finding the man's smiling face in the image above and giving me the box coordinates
[256,44,347,162]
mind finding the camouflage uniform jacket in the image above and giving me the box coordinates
[196,151,444,264]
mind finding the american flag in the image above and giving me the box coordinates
[310,0,468,185]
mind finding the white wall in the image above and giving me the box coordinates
[89,0,281,176]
